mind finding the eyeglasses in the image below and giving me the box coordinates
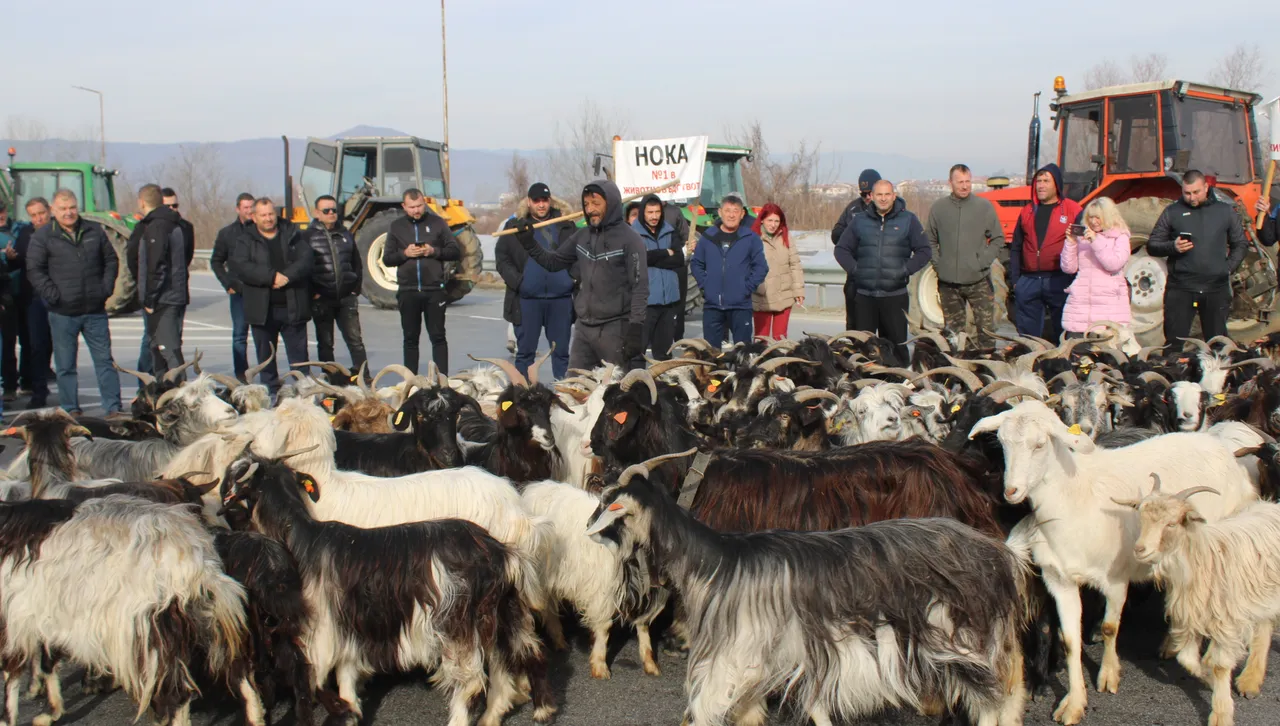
[166,203,179,210]
[318,207,338,215]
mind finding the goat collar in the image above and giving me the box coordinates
[676,451,714,509]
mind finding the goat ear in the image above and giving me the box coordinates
[298,475,321,502]
[392,407,412,431]
[1051,422,1096,453]
[1184,510,1206,525]
[967,412,1008,439]
[585,502,626,536]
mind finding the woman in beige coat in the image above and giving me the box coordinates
[751,203,805,339]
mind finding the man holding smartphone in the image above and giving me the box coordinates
[1147,170,1247,343]
[383,188,460,374]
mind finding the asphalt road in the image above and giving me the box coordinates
[1,273,1279,724]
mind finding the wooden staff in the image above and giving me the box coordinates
[493,179,682,236]
[1258,159,1277,230]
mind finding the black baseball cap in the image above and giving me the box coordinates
[527,182,551,200]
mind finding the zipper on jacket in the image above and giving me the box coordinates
[326,230,341,300]
[413,223,422,292]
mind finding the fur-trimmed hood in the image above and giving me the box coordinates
[515,196,575,220]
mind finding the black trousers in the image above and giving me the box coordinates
[1163,286,1231,344]
[675,268,690,341]
[570,319,627,371]
[853,292,910,365]
[398,288,449,374]
[844,280,859,331]
[145,304,186,382]
[643,302,680,363]
[1,295,27,392]
[312,295,368,376]
[251,306,309,393]
[23,297,51,399]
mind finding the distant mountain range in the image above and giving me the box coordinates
[2,126,1018,204]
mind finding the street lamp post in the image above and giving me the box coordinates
[71,85,105,166]
[440,0,450,191]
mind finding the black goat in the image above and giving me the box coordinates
[116,352,202,422]
[460,352,568,484]
[333,371,478,475]
[734,388,841,450]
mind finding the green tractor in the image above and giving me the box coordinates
[0,150,140,315]
[295,135,483,309]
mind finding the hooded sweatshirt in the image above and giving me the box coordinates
[520,179,648,326]
[1009,163,1083,281]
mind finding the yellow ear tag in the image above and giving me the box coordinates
[1214,393,1227,401]
[1067,424,1083,435]
[501,400,513,411]
[329,415,336,423]
[394,411,405,426]
[950,404,962,413]
[707,380,720,392]
[301,477,316,495]
[606,502,624,512]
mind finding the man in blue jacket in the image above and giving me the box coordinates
[691,195,767,348]
[835,179,932,365]
[633,194,684,362]
[498,183,577,380]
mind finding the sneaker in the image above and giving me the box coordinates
[104,411,131,422]
[28,396,47,409]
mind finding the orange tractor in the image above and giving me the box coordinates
[912,76,1275,343]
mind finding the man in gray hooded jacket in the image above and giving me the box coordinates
[926,164,1004,347]
[515,179,648,370]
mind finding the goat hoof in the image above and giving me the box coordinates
[1096,665,1121,694]
[1236,672,1264,699]
[642,659,662,677]
[26,682,44,700]
[1208,710,1234,726]
[589,661,611,680]
[532,704,557,723]
[1052,694,1085,724]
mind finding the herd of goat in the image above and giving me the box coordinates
[2,321,1280,725]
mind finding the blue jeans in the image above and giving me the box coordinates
[48,311,122,413]
[702,307,753,348]
[1013,273,1072,344]
[229,293,249,379]
[516,296,572,381]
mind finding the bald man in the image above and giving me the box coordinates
[834,179,931,364]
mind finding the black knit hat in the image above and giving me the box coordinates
[527,182,551,200]
[858,169,882,194]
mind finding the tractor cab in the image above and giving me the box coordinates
[295,135,481,309]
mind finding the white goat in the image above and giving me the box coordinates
[521,481,668,679]
[970,400,1256,725]
[1119,480,1280,726]
[840,382,912,444]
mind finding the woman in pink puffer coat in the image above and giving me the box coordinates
[1060,197,1135,347]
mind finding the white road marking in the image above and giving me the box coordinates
[467,315,504,321]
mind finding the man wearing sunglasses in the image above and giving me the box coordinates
[829,169,882,330]
[304,195,368,379]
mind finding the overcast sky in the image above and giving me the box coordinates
[7,0,1279,167]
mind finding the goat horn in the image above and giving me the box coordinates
[155,386,183,410]
[468,355,529,388]
[977,380,1015,397]
[1244,423,1277,445]
[236,461,260,484]
[1207,335,1242,354]
[372,364,417,389]
[425,361,439,388]
[176,470,217,484]
[989,329,1046,352]
[192,349,203,376]
[1111,487,1143,508]
[1173,485,1219,501]
[1222,357,1276,371]
[941,353,983,372]
[1100,346,1129,365]
[802,331,833,341]
[1047,370,1080,389]
[1137,345,1164,362]
[163,350,201,384]
[618,369,659,405]
[1137,371,1172,388]
[208,373,242,391]
[757,356,820,373]
[1014,348,1055,373]
[1086,367,1104,386]
[354,362,372,395]
[648,358,715,378]
[864,366,919,382]
[669,338,715,354]
[528,343,555,387]
[618,448,700,488]
[243,344,276,384]
[292,360,344,375]
[756,339,800,360]
[912,367,983,392]
[1150,472,1164,493]
[113,362,156,387]
[1050,335,1103,361]
[906,331,952,353]
[1178,337,1212,355]
[850,378,884,390]
[987,386,1044,405]
[792,389,841,405]
[1084,321,1123,340]
[833,330,874,343]
[967,358,1017,380]
[311,379,361,404]
[278,445,320,461]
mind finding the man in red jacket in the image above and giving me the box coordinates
[1007,163,1082,343]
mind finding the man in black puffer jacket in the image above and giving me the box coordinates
[834,179,932,364]
[383,188,460,374]
[306,195,368,378]
[1148,170,1248,342]
[127,184,189,381]
[514,179,648,370]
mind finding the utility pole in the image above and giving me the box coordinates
[440,0,451,192]
[71,85,105,166]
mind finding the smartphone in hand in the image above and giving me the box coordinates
[1068,224,1087,237]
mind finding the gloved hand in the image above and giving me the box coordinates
[622,322,645,361]
[514,218,536,249]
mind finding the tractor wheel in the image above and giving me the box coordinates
[104,225,140,316]
[444,224,483,303]
[1116,197,1175,346]
[355,209,402,310]
[907,262,1009,333]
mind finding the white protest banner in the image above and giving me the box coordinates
[1266,96,1280,160]
[613,136,709,202]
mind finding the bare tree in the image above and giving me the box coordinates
[151,144,246,249]
[1083,60,1126,90]
[547,99,626,199]
[1209,44,1268,91]
[723,121,846,230]
[504,152,531,211]
[1129,53,1168,83]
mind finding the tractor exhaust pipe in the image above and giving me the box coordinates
[282,135,293,223]
[1026,92,1041,186]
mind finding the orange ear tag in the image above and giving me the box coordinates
[301,477,316,495]
[707,381,720,392]
[613,411,628,424]
[501,401,513,411]
[910,409,922,417]
[2,428,16,436]
[607,502,624,511]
